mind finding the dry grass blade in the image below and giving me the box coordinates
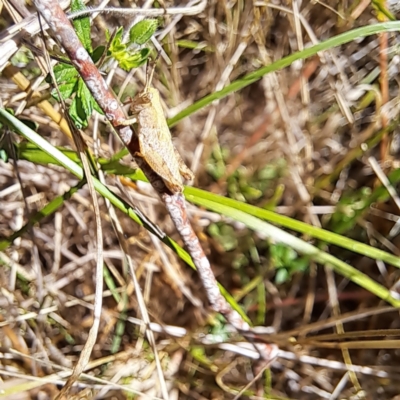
[54,132,104,399]
[104,203,171,400]
[38,24,105,397]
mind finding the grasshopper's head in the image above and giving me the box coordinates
[143,87,159,100]
[131,53,161,111]
[130,87,159,113]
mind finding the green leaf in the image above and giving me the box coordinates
[183,190,400,307]
[16,142,82,165]
[66,78,98,128]
[91,97,104,115]
[118,48,150,71]
[51,79,79,101]
[71,0,92,53]
[109,27,126,57]
[47,62,80,104]
[184,186,400,270]
[77,78,93,121]
[139,47,151,62]
[49,62,78,84]
[91,46,105,63]
[129,19,158,45]
[49,75,98,128]
[69,96,85,129]
[108,26,151,71]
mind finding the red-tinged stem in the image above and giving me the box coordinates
[33,0,166,194]
[33,0,129,135]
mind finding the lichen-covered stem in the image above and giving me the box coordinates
[163,193,249,330]
[32,0,168,193]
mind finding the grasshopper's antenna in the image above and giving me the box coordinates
[145,50,162,90]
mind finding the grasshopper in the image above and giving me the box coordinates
[124,61,194,193]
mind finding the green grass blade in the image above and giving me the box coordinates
[185,187,400,269]
[184,193,400,307]
[168,21,400,127]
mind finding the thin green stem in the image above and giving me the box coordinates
[168,21,400,126]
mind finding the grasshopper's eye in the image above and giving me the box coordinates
[142,92,152,103]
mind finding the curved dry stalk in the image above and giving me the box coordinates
[55,131,104,400]
[100,185,171,399]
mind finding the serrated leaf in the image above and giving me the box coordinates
[77,78,93,123]
[69,96,86,129]
[108,27,152,71]
[49,63,78,84]
[118,48,150,71]
[92,46,105,63]
[51,79,79,101]
[71,0,92,53]
[129,19,158,45]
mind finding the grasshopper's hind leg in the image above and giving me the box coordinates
[174,146,194,181]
